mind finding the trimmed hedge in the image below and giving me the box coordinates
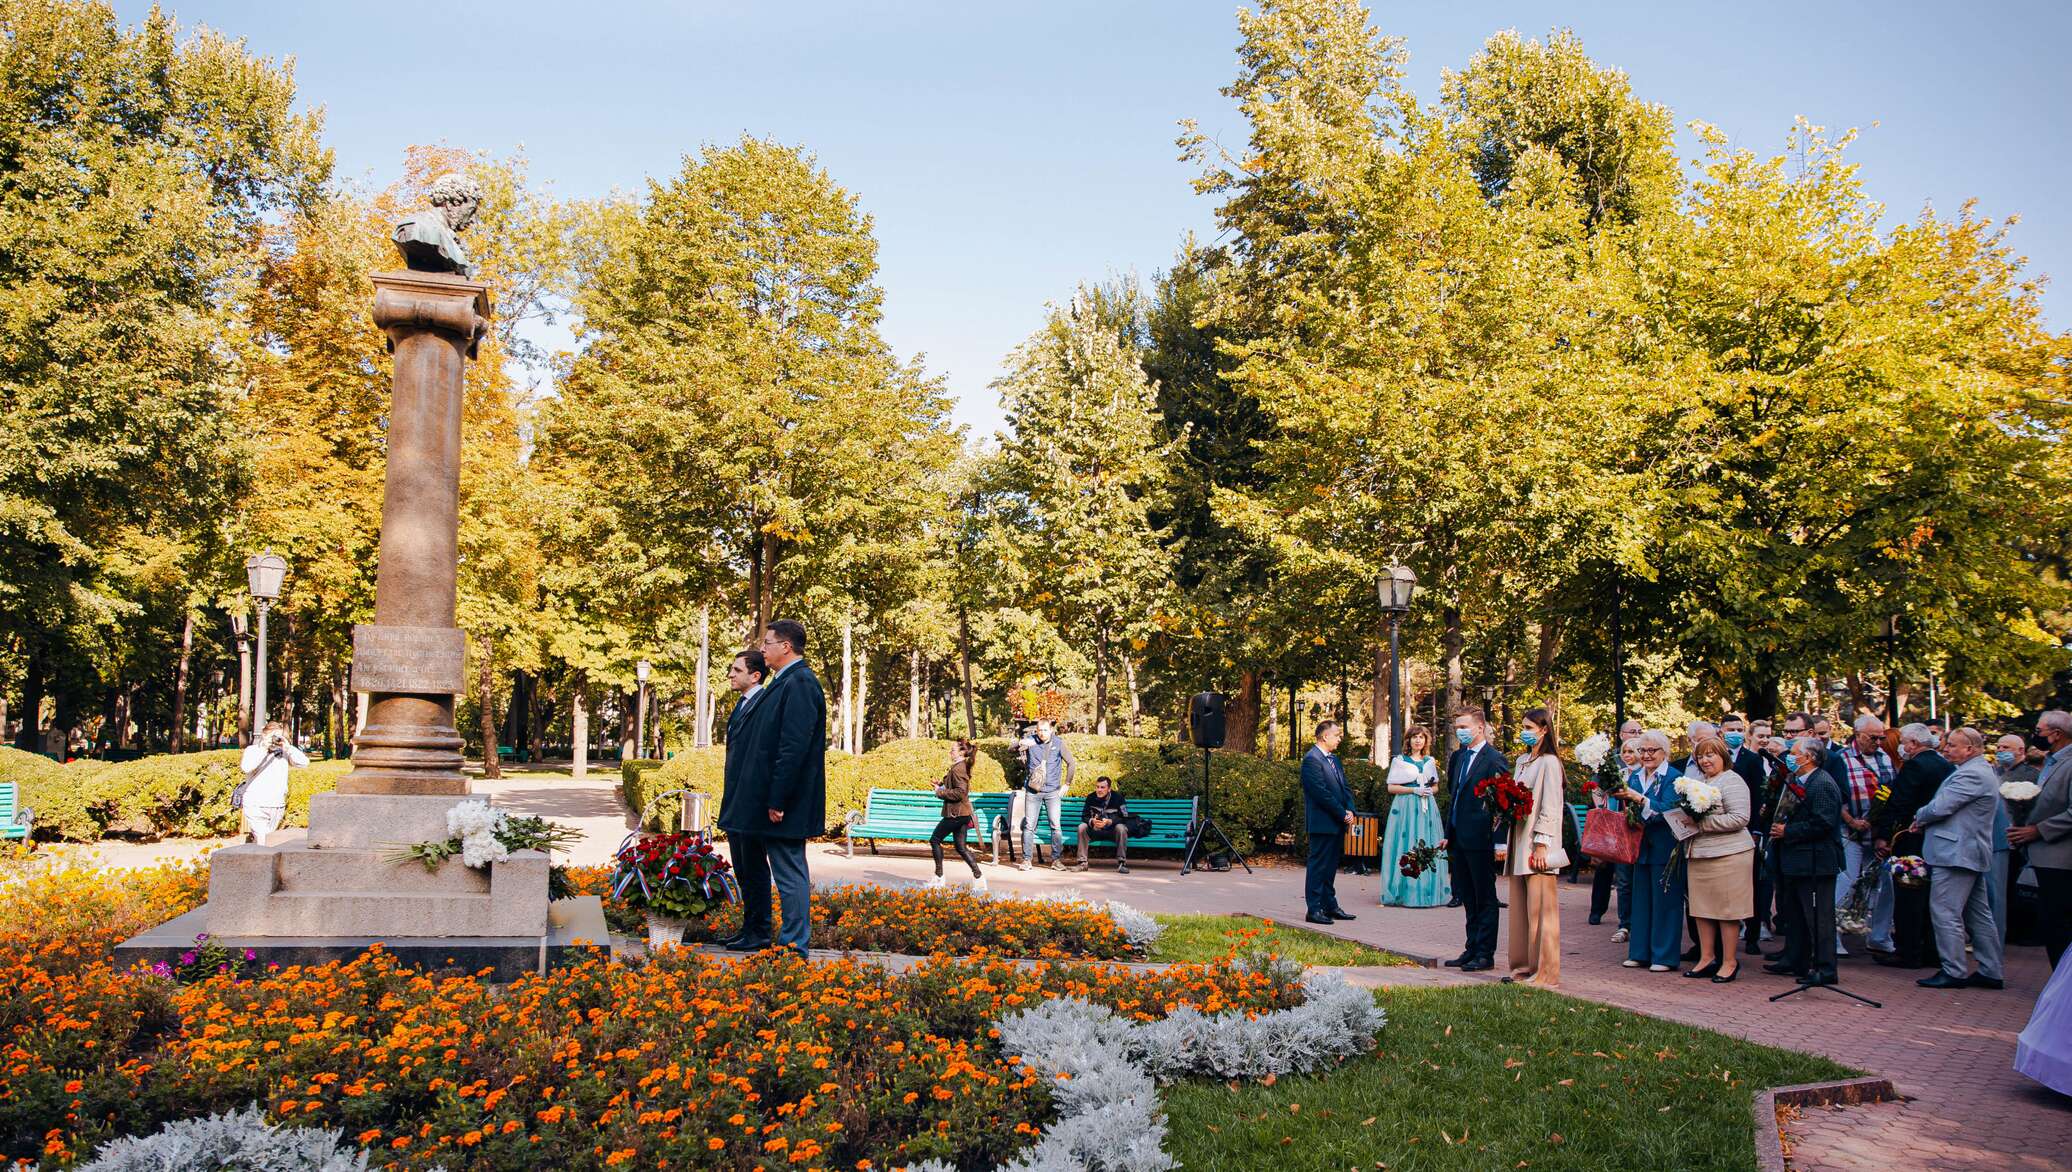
[625,739,1008,834]
[0,746,346,842]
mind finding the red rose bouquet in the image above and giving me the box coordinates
[1475,772,1535,840]
[1397,840,1441,879]
[610,831,740,920]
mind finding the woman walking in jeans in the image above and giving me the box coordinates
[926,739,987,892]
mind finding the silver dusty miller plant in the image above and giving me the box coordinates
[76,1104,372,1172]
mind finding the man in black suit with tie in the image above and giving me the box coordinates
[719,620,828,959]
[1300,720,1358,925]
[1440,705,1509,972]
[715,647,768,954]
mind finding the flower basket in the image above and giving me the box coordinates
[610,831,739,937]
[647,914,689,949]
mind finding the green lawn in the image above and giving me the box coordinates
[1163,985,1855,1172]
[1149,913,1412,967]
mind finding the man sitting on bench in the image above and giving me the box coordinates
[1073,775,1133,874]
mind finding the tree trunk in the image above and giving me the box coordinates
[1124,657,1142,737]
[13,647,42,751]
[1442,605,1465,716]
[1370,643,1387,765]
[1535,616,1564,723]
[1224,669,1263,755]
[1265,682,1279,760]
[170,609,194,754]
[236,634,253,746]
[478,641,502,780]
[757,532,779,636]
[840,613,855,753]
[1740,661,1781,722]
[619,688,637,760]
[957,606,977,738]
[1288,680,1299,758]
[855,648,869,753]
[571,674,590,779]
[1891,678,1912,725]
[695,604,712,747]
[908,648,922,738]
[1093,628,1110,736]
[1500,655,1518,738]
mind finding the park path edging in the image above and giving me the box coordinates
[1752,1077,1899,1172]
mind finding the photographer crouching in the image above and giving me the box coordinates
[237,722,308,845]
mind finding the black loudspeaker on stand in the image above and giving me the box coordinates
[1182,692,1251,876]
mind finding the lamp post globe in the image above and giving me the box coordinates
[1377,564,1418,759]
[243,551,288,734]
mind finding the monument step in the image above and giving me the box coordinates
[268,843,491,895]
[304,791,497,850]
[244,890,505,937]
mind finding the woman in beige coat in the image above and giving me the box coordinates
[1679,736,1753,982]
[1504,706,1571,987]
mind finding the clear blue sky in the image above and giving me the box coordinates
[120,1,2072,436]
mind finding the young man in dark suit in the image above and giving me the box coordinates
[1299,720,1358,925]
[1765,737,1845,986]
[1440,706,1510,972]
[718,619,828,959]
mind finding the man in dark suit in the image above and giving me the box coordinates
[1300,720,1358,925]
[1870,723,1953,969]
[1440,705,1509,972]
[1764,737,1844,986]
[719,619,827,958]
[715,647,768,953]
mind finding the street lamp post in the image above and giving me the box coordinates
[1378,565,1418,759]
[230,611,252,746]
[245,552,288,733]
[635,659,652,760]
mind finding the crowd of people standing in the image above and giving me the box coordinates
[1373,704,2071,999]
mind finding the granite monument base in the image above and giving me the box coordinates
[114,897,609,984]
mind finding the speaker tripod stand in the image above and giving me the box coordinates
[1181,746,1251,876]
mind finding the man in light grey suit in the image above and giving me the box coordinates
[2009,709,2072,967]
[1910,727,2004,990]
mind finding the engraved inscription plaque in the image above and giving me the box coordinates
[351,625,467,695]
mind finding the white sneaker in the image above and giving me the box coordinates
[1835,941,1850,957]
[1017,861,1031,872]
[923,874,945,890]
[970,876,988,894]
[1760,927,1777,943]
[1611,928,1630,943]
[1622,959,1642,968]
[1648,964,1673,972]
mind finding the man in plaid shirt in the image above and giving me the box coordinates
[1836,714,1896,956]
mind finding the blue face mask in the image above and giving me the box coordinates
[1519,729,1539,748]
[1724,732,1745,750]
[1456,728,1474,746]
[1782,751,1800,773]
[1996,750,2016,767]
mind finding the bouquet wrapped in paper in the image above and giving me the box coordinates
[1573,732,1613,771]
[2002,779,2042,824]
[1475,772,1534,840]
[1888,854,1930,889]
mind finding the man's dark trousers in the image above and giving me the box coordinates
[730,832,811,957]
[1449,845,1498,961]
[1305,831,1345,917]
[1791,872,1837,979]
[2035,865,2071,968]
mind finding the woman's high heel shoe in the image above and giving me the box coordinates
[1682,961,1721,979]
[1711,968,1738,984]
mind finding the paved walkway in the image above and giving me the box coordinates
[58,778,2072,1170]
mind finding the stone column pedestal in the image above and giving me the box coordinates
[343,271,491,795]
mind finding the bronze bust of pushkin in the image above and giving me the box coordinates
[392,173,484,278]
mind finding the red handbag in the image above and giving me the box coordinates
[1581,807,1642,865]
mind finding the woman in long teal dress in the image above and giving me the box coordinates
[1381,726,1451,907]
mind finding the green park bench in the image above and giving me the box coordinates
[846,788,1011,863]
[1567,802,1592,882]
[1018,796,1199,862]
[0,782,35,843]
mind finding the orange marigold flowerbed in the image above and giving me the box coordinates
[0,863,1301,1169]
[565,865,1139,960]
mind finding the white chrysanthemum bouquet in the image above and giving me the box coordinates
[1573,731,1613,771]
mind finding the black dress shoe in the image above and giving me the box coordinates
[724,937,772,952]
[1742,939,1762,956]
[1871,951,1909,968]
[1917,973,1968,989]
[1761,962,1802,977]
[1460,958,1495,972]
[1327,909,1357,921]
[1304,913,1335,925]
[1683,962,1720,979]
[1711,968,1739,984]
[1967,974,2005,990]
[1445,896,1463,908]
[1443,954,1471,968]
[1799,971,1836,987]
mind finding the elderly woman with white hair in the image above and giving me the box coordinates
[1613,729,1686,971]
